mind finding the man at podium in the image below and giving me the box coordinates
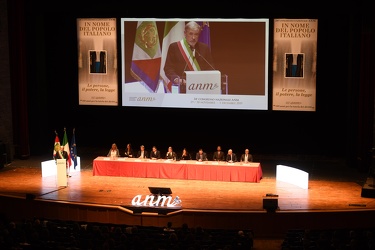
[164,21,215,94]
[54,143,70,177]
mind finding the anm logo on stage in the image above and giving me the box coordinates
[123,187,182,215]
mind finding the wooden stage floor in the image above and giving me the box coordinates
[1,151,375,238]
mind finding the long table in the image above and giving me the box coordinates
[93,157,262,183]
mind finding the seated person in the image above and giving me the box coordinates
[196,148,208,161]
[150,146,161,160]
[163,221,175,232]
[240,148,253,163]
[136,145,148,159]
[213,145,225,161]
[124,143,134,158]
[180,148,191,160]
[226,149,237,163]
[165,146,177,160]
[107,143,120,158]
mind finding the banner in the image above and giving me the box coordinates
[272,19,318,111]
[77,18,118,106]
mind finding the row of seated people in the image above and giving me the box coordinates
[0,216,254,250]
[107,144,254,163]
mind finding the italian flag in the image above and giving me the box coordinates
[160,21,185,93]
[62,128,72,168]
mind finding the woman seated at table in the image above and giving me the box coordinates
[124,143,134,158]
[180,148,191,160]
[107,143,120,158]
[165,146,177,160]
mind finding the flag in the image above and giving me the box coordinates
[130,21,162,93]
[160,21,185,93]
[53,131,60,158]
[70,128,77,170]
[197,21,211,48]
[62,128,72,168]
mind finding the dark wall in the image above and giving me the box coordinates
[10,2,373,164]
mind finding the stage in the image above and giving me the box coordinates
[0,152,375,238]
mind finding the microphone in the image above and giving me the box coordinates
[189,45,195,57]
[195,49,215,70]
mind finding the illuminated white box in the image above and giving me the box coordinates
[276,164,309,189]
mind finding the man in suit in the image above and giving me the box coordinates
[150,146,161,160]
[164,21,215,93]
[196,148,208,161]
[213,145,225,161]
[226,149,237,163]
[137,145,148,159]
[54,143,70,177]
[240,148,253,163]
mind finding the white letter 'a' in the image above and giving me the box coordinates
[131,195,144,206]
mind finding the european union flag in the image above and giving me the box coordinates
[197,21,211,48]
[70,128,77,169]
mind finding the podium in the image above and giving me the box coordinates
[172,71,228,94]
[56,159,68,187]
[41,157,81,178]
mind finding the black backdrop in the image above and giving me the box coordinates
[18,2,373,168]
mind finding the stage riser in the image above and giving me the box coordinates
[1,195,375,238]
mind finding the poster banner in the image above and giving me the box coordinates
[77,18,118,106]
[272,19,317,111]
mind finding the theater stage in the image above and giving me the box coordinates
[0,153,374,238]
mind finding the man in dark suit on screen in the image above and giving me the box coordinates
[164,21,215,93]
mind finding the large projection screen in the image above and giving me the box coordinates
[121,18,269,110]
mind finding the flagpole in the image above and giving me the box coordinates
[71,127,78,170]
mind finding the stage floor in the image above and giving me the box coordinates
[1,151,374,212]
